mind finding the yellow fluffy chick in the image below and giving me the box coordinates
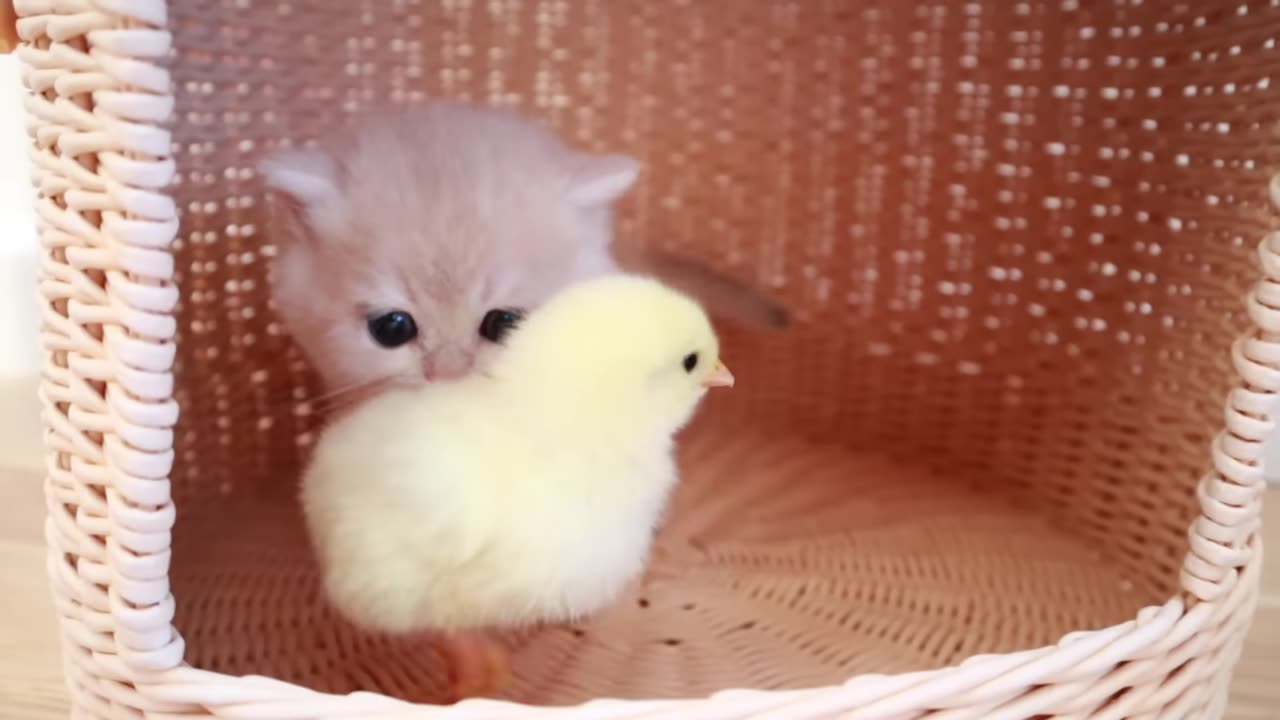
[300,273,733,701]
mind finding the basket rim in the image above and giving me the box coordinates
[108,537,1261,718]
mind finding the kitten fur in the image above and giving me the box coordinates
[261,101,785,400]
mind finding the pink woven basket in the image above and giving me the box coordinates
[14,0,1272,717]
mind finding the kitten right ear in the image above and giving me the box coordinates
[259,147,343,227]
[566,153,641,207]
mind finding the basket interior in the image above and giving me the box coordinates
[157,0,1279,705]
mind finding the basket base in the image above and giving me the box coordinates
[170,419,1156,705]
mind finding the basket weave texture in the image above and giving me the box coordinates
[14,0,1275,717]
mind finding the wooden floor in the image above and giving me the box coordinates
[0,377,1275,718]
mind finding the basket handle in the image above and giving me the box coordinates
[1180,177,1280,602]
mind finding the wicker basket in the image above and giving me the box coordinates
[14,0,1274,717]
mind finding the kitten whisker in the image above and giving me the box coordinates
[307,375,413,415]
[244,374,412,419]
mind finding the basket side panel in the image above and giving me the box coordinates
[13,0,189,713]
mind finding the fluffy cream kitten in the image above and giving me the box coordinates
[261,100,784,407]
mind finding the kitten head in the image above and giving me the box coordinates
[260,101,638,394]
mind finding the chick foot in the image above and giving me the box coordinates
[438,631,510,703]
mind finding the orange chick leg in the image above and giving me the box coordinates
[438,631,510,702]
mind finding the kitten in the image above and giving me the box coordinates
[260,100,784,405]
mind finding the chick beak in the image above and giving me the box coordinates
[701,361,735,389]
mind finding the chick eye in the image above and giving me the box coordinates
[479,307,524,343]
[683,352,699,373]
[367,310,418,348]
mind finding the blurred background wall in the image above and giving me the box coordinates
[0,53,39,380]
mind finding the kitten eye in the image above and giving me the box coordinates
[479,307,524,343]
[367,310,418,348]
[683,352,699,373]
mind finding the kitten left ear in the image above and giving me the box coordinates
[566,153,640,207]
[259,147,343,217]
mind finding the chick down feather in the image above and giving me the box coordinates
[300,274,730,634]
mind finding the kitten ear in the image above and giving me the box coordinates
[259,146,343,225]
[566,153,640,207]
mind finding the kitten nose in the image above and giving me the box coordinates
[422,353,473,382]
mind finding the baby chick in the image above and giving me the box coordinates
[300,274,733,701]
